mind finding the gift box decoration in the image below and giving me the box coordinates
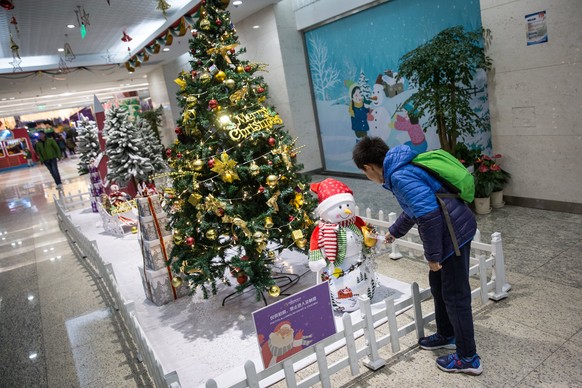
[140,236,174,271]
[136,195,164,218]
[139,214,171,241]
[139,266,189,306]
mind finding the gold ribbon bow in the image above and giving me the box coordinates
[207,43,239,64]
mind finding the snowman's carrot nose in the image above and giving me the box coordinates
[344,208,352,215]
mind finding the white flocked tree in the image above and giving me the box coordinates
[104,105,153,187]
[76,118,100,175]
[136,116,167,172]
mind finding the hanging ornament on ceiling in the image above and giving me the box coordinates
[9,34,20,59]
[106,0,111,5]
[122,31,132,52]
[10,16,19,34]
[75,6,90,39]
[64,43,76,62]
[0,0,14,10]
[156,0,171,19]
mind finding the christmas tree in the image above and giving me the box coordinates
[357,70,372,103]
[164,0,317,300]
[104,105,154,187]
[137,116,167,172]
[76,118,100,175]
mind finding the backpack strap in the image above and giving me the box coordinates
[435,193,461,256]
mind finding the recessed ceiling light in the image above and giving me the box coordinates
[253,25,260,29]
[67,24,75,29]
[162,47,170,52]
[9,97,15,100]
[233,1,242,5]
[57,48,64,52]
[50,87,57,90]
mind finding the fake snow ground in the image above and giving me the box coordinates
[69,208,412,387]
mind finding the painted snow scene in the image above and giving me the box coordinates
[305,0,491,174]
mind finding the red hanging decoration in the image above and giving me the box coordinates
[10,16,18,34]
[0,0,15,10]
[121,31,132,42]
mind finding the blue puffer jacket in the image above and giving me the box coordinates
[384,145,477,263]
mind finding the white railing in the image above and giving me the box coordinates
[204,206,510,388]
[57,189,92,211]
[54,196,181,388]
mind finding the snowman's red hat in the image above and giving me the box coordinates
[310,178,354,215]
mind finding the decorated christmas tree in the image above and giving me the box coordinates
[164,0,317,300]
[76,118,100,175]
[137,116,167,172]
[104,105,154,186]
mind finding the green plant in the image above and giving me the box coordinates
[473,154,510,197]
[455,142,482,168]
[397,26,493,155]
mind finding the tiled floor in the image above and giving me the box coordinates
[1,162,581,387]
[0,157,152,387]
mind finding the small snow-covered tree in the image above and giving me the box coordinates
[105,105,153,186]
[136,117,166,172]
[76,118,100,175]
[358,70,373,103]
[307,34,340,101]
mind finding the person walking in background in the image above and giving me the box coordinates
[65,129,77,156]
[352,136,482,376]
[56,133,68,158]
[34,130,63,190]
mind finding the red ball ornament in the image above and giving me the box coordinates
[191,70,198,78]
[208,158,215,168]
[257,87,265,94]
[268,137,276,147]
[201,0,206,4]
[216,208,225,216]
[192,30,198,37]
[175,127,182,135]
[288,216,295,222]
[166,149,172,157]
[208,99,218,109]
[229,48,235,54]
[240,255,249,261]
[237,273,248,284]
[216,19,222,26]
[258,186,265,193]
[268,160,273,166]
[177,153,183,159]
[244,65,252,72]
[186,237,195,246]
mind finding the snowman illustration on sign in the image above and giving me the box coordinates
[308,178,378,312]
[367,74,392,139]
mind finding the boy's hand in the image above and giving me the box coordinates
[428,261,442,272]
[384,232,396,244]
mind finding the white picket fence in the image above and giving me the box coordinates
[54,195,510,388]
[204,206,511,388]
[54,195,181,388]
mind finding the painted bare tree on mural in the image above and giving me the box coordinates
[308,34,340,101]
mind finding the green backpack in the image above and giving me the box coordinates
[411,149,475,203]
[411,149,475,256]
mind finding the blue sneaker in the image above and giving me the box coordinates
[436,353,483,375]
[418,333,456,350]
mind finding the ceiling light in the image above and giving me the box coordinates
[50,87,57,90]
[253,25,260,29]
[162,47,170,52]
[233,0,242,5]
[67,24,75,29]
[57,48,64,52]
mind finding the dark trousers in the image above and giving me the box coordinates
[429,241,476,358]
[44,158,62,185]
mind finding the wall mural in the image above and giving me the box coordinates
[305,0,490,174]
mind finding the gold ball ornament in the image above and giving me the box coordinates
[296,238,307,249]
[249,161,260,176]
[199,18,211,31]
[171,277,183,287]
[131,226,138,234]
[266,175,278,188]
[192,159,204,171]
[215,70,227,82]
[186,95,198,105]
[268,285,281,298]
[235,65,244,73]
[253,231,265,243]
[268,250,276,259]
[205,229,217,240]
[199,72,212,84]
[173,234,184,245]
[224,78,235,89]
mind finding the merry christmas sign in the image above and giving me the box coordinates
[252,282,336,369]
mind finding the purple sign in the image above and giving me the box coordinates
[252,282,336,369]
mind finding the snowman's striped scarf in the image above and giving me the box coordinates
[318,219,355,264]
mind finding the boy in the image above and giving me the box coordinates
[352,136,482,375]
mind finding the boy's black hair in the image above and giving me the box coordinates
[352,136,389,170]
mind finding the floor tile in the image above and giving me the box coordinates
[528,241,582,289]
[516,341,582,387]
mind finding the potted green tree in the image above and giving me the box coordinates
[397,26,492,156]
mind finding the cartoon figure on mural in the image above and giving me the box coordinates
[367,75,393,139]
[345,80,370,142]
[393,102,428,153]
[308,178,377,312]
[259,321,314,368]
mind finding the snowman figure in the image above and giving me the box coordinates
[367,74,392,139]
[308,178,378,312]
